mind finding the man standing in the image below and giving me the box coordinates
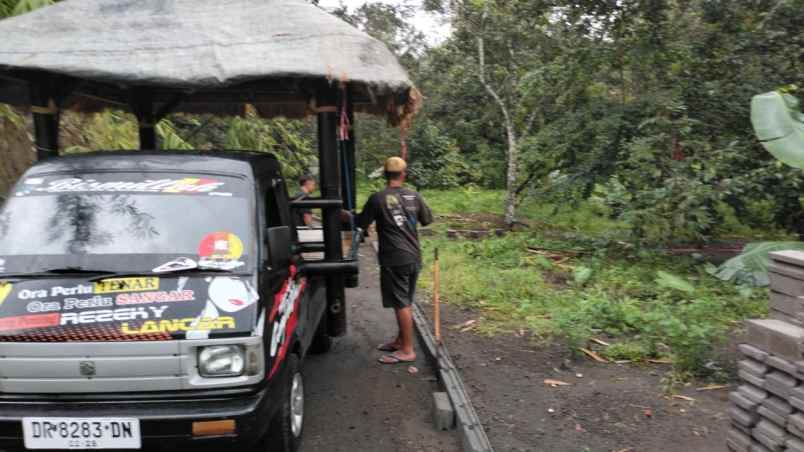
[355,157,433,364]
[293,175,316,227]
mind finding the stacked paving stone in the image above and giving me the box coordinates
[728,250,804,452]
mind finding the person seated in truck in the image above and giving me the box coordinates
[293,174,316,227]
[353,157,433,364]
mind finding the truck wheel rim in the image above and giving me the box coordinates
[290,372,304,437]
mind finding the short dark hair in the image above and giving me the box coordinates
[384,171,403,181]
[299,175,315,186]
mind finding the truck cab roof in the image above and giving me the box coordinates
[25,150,283,180]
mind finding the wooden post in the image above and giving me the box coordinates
[434,247,441,344]
[30,82,60,161]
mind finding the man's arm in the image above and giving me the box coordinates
[354,194,377,230]
[417,193,434,227]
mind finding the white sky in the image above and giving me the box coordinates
[316,0,451,45]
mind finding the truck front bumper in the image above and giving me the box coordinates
[0,384,278,450]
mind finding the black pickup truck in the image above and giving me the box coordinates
[0,151,347,451]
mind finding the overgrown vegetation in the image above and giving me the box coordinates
[417,189,770,382]
[1,0,800,385]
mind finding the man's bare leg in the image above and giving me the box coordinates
[394,307,416,359]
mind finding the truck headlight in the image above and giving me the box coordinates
[198,345,245,377]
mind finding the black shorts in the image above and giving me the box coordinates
[380,263,421,309]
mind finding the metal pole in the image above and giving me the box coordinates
[343,85,357,212]
[30,82,60,161]
[434,247,441,344]
[318,87,347,337]
[131,89,157,150]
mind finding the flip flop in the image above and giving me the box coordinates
[378,354,416,365]
[377,343,400,352]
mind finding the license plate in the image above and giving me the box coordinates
[22,417,141,450]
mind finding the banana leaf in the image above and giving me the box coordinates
[712,241,804,287]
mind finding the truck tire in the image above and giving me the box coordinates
[309,315,332,355]
[264,354,304,452]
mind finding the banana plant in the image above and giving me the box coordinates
[714,90,804,287]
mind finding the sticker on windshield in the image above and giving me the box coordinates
[153,257,197,274]
[94,277,160,294]
[0,282,12,307]
[24,177,225,195]
[0,274,254,341]
[198,231,245,270]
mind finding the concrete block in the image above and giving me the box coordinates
[764,371,798,399]
[740,344,769,362]
[789,437,804,452]
[769,250,804,268]
[790,386,804,402]
[740,370,766,389]
[753,419,788,451]
[770,290,801,316]
[432,392,454,431]
[731,391,759,411]
[766,355,798,375]
[790,413,804,433]
[768,269,804,298]
[770,309,803,326]
[747,319,804,361]
[731,404,760,427]
[733,421,753,437]
[758,405,787,428]
[740,358,770,377]
[790,396,804,412]
[740,384,769,404]
[727,427,753,452]
[762,395,793,417]
[790,416,804,441]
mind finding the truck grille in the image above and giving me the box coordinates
[0,324,171,342]
[0,337,263,394]
[0,341,184,393]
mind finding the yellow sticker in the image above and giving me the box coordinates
[94,277,159,294]
[0,282,12,307]
[121,316,236,335]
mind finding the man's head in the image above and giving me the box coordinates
[299,175,316,194]
[384,157,407,184]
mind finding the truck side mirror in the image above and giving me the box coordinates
[266,226,291,270]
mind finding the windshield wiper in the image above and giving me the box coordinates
[87,267,243,281]
[0,268,118,280]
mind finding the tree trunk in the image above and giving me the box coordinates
[476,23,519,228]
[503,121,518,227]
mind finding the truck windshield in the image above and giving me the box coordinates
[0,172,255,275]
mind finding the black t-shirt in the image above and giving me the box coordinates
[356,186,433,267]
[293,191,312,227]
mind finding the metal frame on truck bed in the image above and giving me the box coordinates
[0,1,420,450]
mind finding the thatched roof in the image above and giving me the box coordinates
[0,0,420,125]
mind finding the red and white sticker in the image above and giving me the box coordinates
[268,267,305,378]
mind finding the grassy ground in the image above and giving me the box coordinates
[415,188,770,383]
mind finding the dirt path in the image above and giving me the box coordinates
[301,245,461,452]
[431,304,731,452]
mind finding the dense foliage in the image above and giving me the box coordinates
[343,0,803,241]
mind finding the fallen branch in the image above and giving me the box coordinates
[696,384,729,392]
[544,379,572,387]
[580,348,609,363]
